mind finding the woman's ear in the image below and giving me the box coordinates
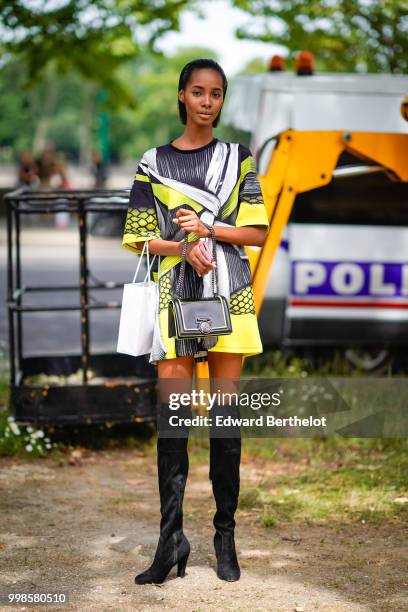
[178,90,185,103]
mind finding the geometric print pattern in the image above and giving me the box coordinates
[239,165,265,207]
[124,207,159,238]
[158,271,172,313]
[229,285,256,315]
[240,194,264,206]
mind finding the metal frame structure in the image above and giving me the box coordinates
[5,188,158,425]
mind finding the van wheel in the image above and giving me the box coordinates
[344,348,391,373]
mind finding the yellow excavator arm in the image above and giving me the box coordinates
[251,129,408,314]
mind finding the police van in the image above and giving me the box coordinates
[223,71,408,369]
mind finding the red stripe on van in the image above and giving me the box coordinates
[289,299,408,309]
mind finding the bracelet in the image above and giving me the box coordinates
[202,222,215,241]
[177,240,184,257]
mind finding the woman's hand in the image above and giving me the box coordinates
[180,239,216,277]
[173,208,211,239]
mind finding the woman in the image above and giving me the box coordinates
[122,58,269,584]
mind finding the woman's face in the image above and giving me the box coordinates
[179,68,224,127]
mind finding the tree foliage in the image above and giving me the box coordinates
[0,47,219,163]
[0,0,195,109]
[232,0,408,73]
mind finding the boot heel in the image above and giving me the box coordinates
[177,552,189,578]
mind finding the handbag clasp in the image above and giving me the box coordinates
[196,316,212,334]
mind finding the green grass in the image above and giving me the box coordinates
[0,373,10,408]
[238,437,408,527]
[242,348,402,377]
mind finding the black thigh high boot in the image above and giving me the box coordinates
[209,402,242,581]
[134,402,191,584]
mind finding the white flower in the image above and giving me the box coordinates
[27,426,33,433]
[9,422,20,436]
[25,444,33,452]
[32,430,45,439]
[7,416,14,422]
[45,443,52,449]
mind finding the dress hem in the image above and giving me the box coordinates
[150,346,263,364]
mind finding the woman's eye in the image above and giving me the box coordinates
[192,91,201,96]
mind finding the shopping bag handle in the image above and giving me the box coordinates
[131,240,160,285]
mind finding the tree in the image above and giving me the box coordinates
[232,0,408,73]
[0,0,196,109]
[0,46,220,163]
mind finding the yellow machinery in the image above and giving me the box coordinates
[252,129,408,315]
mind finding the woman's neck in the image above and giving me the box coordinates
[171,124,214,149]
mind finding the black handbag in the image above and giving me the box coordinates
[168,223,232,340]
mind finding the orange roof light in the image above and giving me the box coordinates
[295,51,315,76]
[268,55,285,72]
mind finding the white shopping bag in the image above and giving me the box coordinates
[117,241,159,357]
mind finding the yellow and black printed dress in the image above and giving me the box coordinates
[122,138,270,365]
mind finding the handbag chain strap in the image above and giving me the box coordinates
[175,222,217,298]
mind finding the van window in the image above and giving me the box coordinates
[290,152,408,226]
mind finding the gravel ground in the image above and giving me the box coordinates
[0,446,407,612]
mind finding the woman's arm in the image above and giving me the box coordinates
[134,237,216,276]
[138,238,182,257]
[211,225,267,248]
[173,208,268,247]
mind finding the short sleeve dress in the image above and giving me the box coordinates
[122,137,270,365]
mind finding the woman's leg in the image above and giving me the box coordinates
[134,356,194,584]
[156,355,195,435]
[207,351,243,380]
[207,352,243,582]
[157,355,195,379]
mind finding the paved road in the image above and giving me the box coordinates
[0,219,142,361]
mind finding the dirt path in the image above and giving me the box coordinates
[0,447,406,612]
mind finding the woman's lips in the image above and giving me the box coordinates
[198,112,212,118]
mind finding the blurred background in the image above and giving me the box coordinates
[0,0,406,186]
[0,0,407,425]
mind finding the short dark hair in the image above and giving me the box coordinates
[178,58,228,127]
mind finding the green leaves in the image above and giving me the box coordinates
[231,0,407,73]
[0,0,194,106]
